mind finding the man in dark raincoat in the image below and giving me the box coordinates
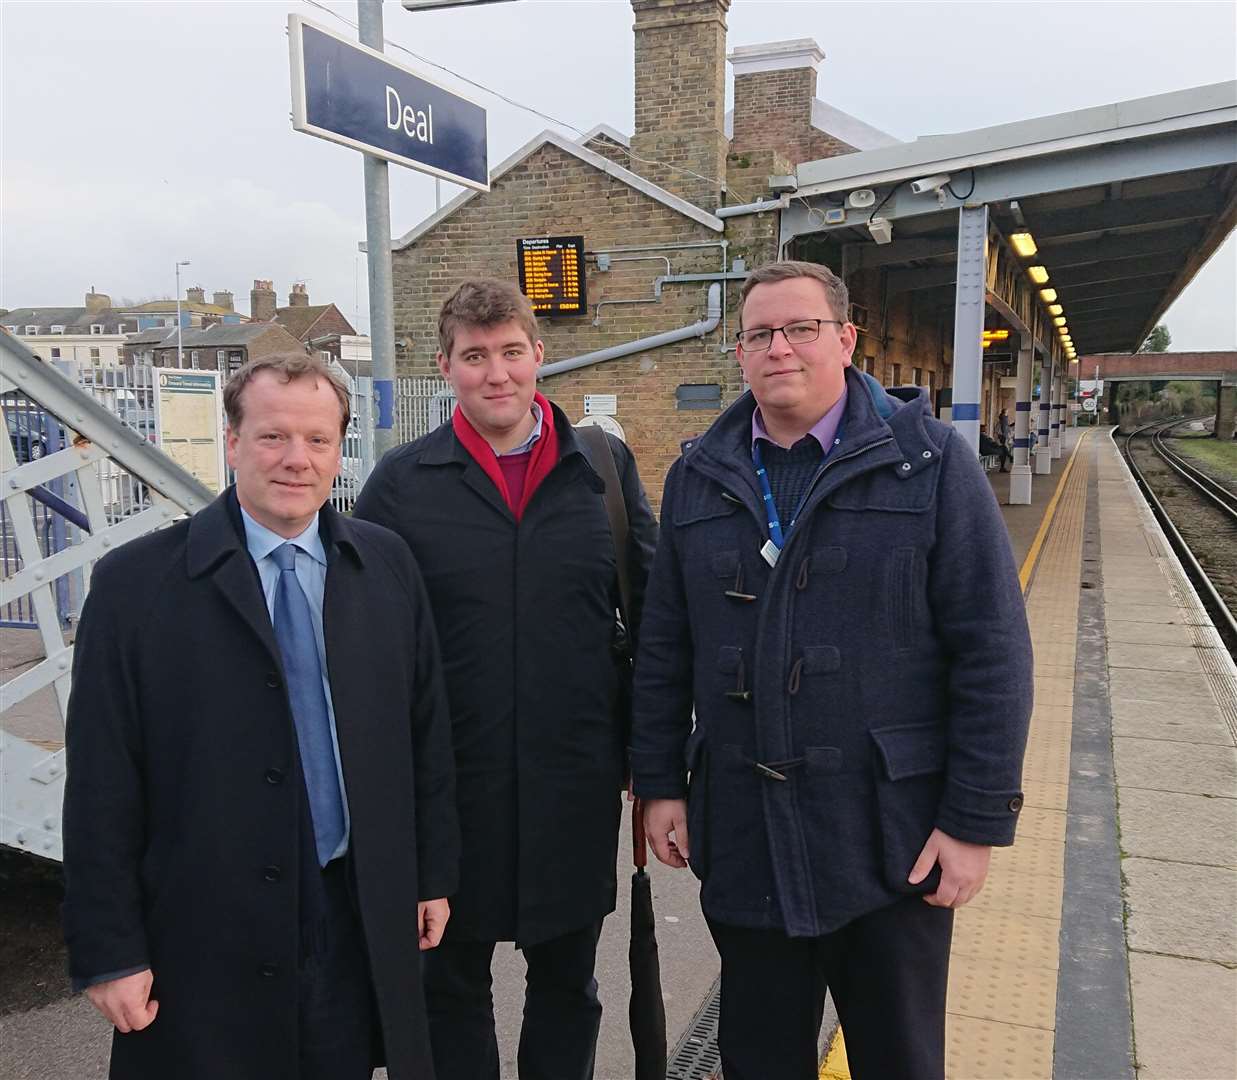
[354,279,658,1080]
[631,262,1033,1080]
[63,353,459,1079]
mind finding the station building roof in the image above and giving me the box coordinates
[786,81,1237,357]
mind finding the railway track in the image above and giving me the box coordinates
[1121,416,1237,655]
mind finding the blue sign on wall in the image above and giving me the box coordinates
[288,16,488,191]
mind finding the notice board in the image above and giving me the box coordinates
[155,370,225,493]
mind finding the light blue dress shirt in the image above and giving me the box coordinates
[240,507,351,861]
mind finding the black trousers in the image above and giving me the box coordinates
[297,857,378,1080]
[422,922,604,1080]
[707,896,954,1080]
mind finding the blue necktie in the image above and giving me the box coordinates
[271,543,345,867]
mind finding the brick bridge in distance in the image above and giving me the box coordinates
[1079,351,1237,437]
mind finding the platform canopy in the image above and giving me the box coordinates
[782,82,1237,357]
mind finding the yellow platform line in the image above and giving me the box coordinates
[1019,433,1089,593]
[821,434,1093,1080]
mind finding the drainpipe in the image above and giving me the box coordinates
[715,194,790,219]
[539,284,722,379]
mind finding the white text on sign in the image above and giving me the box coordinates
[385,86,435,143]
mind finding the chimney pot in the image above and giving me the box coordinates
[288,283,310,307]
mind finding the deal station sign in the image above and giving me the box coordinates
[288,15,489,190]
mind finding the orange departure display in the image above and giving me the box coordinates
[517,236,586,316]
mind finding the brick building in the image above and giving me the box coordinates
[126,322,304,375]
[270,281,359,365]
[388,0,948,505]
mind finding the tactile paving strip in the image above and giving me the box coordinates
[945,432,1091,1079]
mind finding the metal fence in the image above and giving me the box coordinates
[2,365,455,619]
[327,374,455,513]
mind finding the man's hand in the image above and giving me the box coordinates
[908,828,992,908]
[85,969,158,1033]
[418,897,450,951]
[644,798,690,868]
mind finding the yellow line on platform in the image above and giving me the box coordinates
[1018,432,1089,594]
[820,1028,850,1079]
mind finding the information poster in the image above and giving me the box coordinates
[155,370,225,493]
[516,236,586,316]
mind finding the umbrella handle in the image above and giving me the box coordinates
[632,798,648,870]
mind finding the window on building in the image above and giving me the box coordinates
[891,363,903,386]
[51,325,65,335]
[51,347,61,359]
[928,371,936,392]
[89,347,101,365]
[912,367,923,387]
[26,325,39,335]
[216,349,226,369]
[228,351,244,375]
[90,324,104,335]
[863,355,875,375]
[190,350,200,369]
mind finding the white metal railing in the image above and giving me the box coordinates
[1,338,211,860]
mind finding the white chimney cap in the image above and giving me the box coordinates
[728,39,824,77]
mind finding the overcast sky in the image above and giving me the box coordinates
[3,0,1234,350]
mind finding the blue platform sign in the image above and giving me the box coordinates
[288,16,489,191]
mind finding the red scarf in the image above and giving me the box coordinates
[452,392,560,521]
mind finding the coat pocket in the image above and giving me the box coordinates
[870,723,946,894]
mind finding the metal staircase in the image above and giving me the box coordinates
[0,333,213,860]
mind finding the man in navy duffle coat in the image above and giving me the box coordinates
[631,261,1033,1080]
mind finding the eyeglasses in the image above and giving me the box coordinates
[735,319,844,352]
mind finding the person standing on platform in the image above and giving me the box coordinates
[353,279,658,1080]
[631,261,1033,1080]
[63,353,459,1080]
[997,406,1013,451]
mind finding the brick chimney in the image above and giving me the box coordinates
[729,39,852,165]
[250,280,276,322]
[84,287,111,313]
[186,285,206,305]
[629,0,730,210]
[288,282,310,307]
[212,290,234,312]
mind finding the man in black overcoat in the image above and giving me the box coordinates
[62,352,460,1080]
[353,279,658,1080]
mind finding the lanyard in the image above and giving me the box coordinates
[752,422,845,560]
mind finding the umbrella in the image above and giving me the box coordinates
[629,798,667,1080]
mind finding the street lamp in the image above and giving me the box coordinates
[175,259,191,369]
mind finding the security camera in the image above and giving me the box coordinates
[910,173,952,195]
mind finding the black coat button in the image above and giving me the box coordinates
[1008,796,1023,812]
[263,865,282,883]
[265,768,285,785]
[258,962,278,978]
[265,673,280,688]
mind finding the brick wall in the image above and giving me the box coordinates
[391,142,745,508]
[629,0,730,210]
[731,68,855,168]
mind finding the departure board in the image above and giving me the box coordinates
[517,236,587,316]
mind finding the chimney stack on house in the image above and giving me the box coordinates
[288,282,310,307]
[728,39,852,165]
[186,286,206,305]
[85,287,111,313]
[212,290,234,312]
[250,280,277,322]
[629,0,731,210]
